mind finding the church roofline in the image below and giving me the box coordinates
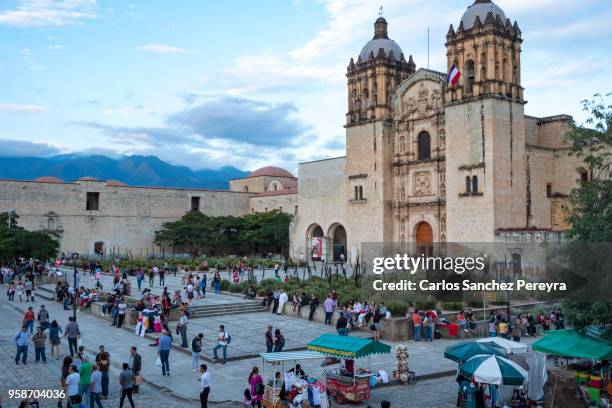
[0,178,252,194]
[299,155,346,166]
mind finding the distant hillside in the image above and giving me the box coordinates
[0,154,249,189]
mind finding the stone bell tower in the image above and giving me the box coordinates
[346,16,415,125]
[444,0,528,242]
[445,0,523,103]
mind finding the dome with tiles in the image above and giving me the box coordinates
[460,0,507,30]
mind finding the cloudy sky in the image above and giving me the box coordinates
[1,0,610,172]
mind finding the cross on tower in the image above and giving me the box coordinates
[379,5,383,17]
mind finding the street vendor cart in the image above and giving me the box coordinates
[307,334,391,404]
[259,351,327,408]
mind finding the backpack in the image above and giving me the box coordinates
[226,332,232,344]
[255,381,265,396]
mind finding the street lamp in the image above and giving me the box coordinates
[71,252,79,321]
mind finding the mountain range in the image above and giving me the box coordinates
[0,154,250,189]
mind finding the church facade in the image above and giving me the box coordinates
[0,1,585,262]
[289,0,583,263]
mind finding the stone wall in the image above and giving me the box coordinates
[0,179,251,257]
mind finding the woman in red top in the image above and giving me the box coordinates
[23,307,35,334]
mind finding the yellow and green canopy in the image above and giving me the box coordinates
[307,334,391,359]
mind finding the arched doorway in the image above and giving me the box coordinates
[329,224,347,262]
[307,224,324,260]
[415,222,433,257]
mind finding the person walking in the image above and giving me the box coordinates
[90,364,104,408]
[265,326,274,353]
[178,310,189,348]
[32,326,47,363]
[60,356,73,408]
[136,268,144,291]
[200,273,207,298]
[65,364,81,407]
[199,364,211,408]
[23,306,35,335]
[191,333,204,372]
[118,362,135,408]
[212,325,228,364]
[336,312,348,336]
[14,326,29,365]
[323,294,334,325]
[49,320,62,359]
[273,329,285,352]
[128,346,142,394]
[79,356,93,408]
[64,316,81,356]
[272,288,280,314]
[159,268,165,286]
[95,345,111,399]
[248,367,264,408]
[38,304,50,332]
[157,330,172,376]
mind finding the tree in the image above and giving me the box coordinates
[154,210,292,257]
[563,93,612,337]
[0,212,60,263]
[566,93,612,242]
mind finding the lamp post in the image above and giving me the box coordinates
[71,252,79,321]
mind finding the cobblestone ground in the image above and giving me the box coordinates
[361,377,457,408]
[0,300,238,408]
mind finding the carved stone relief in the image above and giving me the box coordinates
[414,171,432,196]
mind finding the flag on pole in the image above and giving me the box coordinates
[447,63,461,87]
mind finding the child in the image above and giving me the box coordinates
[243,389,254,407]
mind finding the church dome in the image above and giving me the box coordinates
[358,16,403,62]
[460,0,506,30]
[78,176,98,181]
[359,38,403,62]
[106,180,128,187]
[249,166,294,178]
[34,176,64,183]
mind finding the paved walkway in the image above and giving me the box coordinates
[1,288,538,404]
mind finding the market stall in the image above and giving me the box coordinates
[259,351,327,408]
[307,334,391,404]
[444,341,506,363]
[476,337,529,354]
[532,329,612,406]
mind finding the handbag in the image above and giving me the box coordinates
[255,381,265,395]
[369,324,376,331]
[155,357,162,367]
[134,375,143,385]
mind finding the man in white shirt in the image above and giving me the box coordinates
[65,364,81,406]
[212,325,228,364]
[199,364,211,408]
[277,290,288,315]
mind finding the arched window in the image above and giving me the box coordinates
[243,186,248,192]
[363,88,369,109]
[465,176,472,194]
[417,132,431,160]
[273,183,278,191]
[465,60,475,94]
[472,176,479,193]
[399,136,406,153]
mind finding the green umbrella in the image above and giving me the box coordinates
[460,354,528,385]
[444,341,506,363]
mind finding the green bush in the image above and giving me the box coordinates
[385,300,409,317]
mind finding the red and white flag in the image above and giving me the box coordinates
[447,63,461,87]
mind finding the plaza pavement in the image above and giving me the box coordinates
[1,289,539,405]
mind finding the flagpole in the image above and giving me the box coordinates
[427,27,430,69]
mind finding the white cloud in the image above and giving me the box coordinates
[47,44,63,50]
[0,0,97,28]
[0,103,45,113]
[101,106,144,117]
[136,44,187,54]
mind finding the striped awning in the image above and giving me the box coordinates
[260,351,326,363]
[307,334,391,359]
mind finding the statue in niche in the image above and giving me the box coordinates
[431,89,441,109]
[417,83,430,116]
[439,129,446,151]
[414,172,432,196]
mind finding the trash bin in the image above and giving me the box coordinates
[448,324,459,337]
